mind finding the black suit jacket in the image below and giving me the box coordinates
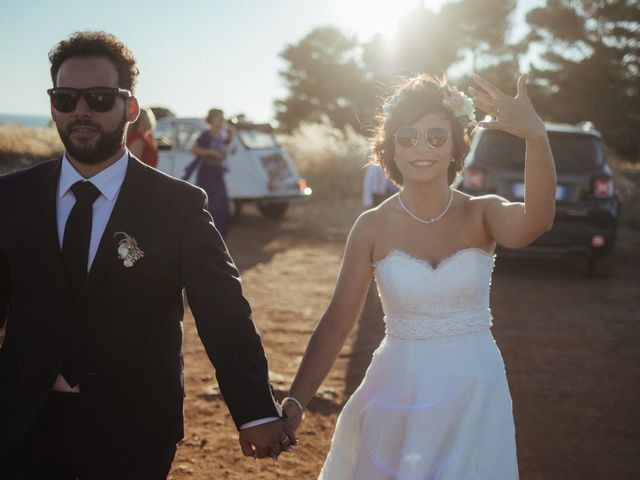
[0,156,280,455]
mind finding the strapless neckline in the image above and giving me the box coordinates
[373,247,495,272]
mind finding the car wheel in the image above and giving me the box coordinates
[586,252,615,277]
[257,201,288,219]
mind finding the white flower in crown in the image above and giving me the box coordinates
[440,85,476,129]
[114,231,145,268]
[382,83,475,129]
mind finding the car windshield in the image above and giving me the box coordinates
[237,130,278,149]
[154,121,173,139]
[472,130,604,173]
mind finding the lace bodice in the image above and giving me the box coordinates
[373,248,495,339]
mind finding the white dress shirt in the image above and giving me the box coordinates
[56,151,129,264]
[52,151,278,428]
[362,164,389,207]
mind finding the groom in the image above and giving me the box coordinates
[0,31,287,478]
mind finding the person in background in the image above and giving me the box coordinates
[362,163,399,208]
[183,108,231,238]
[126,107,158,168]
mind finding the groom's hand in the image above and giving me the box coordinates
[239,419,290,460]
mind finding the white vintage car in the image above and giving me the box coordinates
[154,117,311,218]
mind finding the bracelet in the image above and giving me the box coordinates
[282,396,304,413]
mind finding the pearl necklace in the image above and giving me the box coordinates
[397,190,454,225]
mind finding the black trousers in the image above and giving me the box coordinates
[3,392,176,480]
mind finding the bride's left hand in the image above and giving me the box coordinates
[469,73,546,141]
[281,399,305,446]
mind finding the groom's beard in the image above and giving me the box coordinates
[57,112,128,165]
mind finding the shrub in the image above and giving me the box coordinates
[277,117,369,199]
[0,124,63,175]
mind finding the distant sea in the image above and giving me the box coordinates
[0,113,52,129]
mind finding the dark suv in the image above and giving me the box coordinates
[458,122,620,275]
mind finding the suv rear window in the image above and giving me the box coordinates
[472,130,605,174]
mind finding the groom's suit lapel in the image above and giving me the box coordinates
[33,158,73,302]
[78,157,148,301]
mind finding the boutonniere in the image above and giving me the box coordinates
[114,231,145,268]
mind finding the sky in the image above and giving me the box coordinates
[0,0,541,123]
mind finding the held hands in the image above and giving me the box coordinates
[237,397,305,461]
[281,396,305,448]
[469,74,546,142]
[238,418,293,461]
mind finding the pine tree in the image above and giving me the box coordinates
[525,0,640,156]
[274,27,376,133]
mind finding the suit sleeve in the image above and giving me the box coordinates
[0,248,9,330]
[180,189,281,429]
[0,180,9,330]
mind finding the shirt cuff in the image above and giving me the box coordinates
[239,416,281,430]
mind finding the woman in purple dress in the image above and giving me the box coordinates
[184,108,232,238]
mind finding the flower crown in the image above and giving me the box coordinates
[383,81,476,130]
[439,85,476,129]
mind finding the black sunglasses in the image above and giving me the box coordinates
[395,127,451,149]
[47,87,132,113]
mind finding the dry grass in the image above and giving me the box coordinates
[277,117,369,199]
[0,123,63,175]
[0,123,63,158]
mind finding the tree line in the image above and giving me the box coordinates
[274,0,639,158]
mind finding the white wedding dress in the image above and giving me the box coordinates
[318,249,519,480]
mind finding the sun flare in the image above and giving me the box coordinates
[334,0,447,41]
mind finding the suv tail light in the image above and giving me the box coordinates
[591,234,606,248]
[462,168,486,191]
[592,176,614,199]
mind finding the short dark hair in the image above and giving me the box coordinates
[49,31,139,92]
[372,75,471,186]
[206,108,224,124]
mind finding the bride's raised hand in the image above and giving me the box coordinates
[469,73,546,141]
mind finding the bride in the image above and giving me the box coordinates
[280,73,556,479]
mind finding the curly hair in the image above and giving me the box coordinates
[372,75,471,186]
[49,31,139,92]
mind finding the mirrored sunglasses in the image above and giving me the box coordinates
[47,87,132,113]
[395,127,451,149]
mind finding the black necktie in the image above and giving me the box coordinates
[62,181,101,297]
[60,181,100,388]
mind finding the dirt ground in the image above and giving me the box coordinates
[166,197,640,480]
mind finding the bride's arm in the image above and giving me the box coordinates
[480,132,555,248]
[469,74,557,248]
[285,212,376,416]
